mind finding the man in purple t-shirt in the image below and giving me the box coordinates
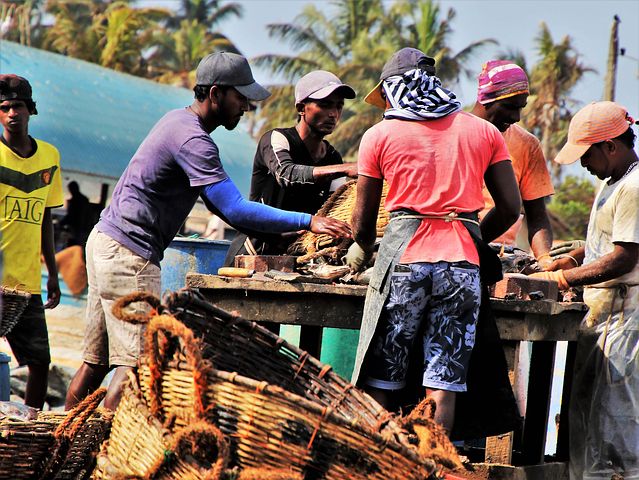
[65,52,351,411]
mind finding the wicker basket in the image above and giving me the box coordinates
[286,180,390,259]
[92,373,228,480]
[0,285,32,336]
[135,314,437,480]
[155,290,393,434]
[0,388,112,480]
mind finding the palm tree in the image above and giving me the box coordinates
[0,0,46,46]
[99,2,169,75]
[146,0,243,87]
[165,0,243,55]
[251,0,384,157]
[523,22,595,183]
[43,0,104,62]
[253,0,496,157]
[384,0,497,86]
[43,0,169,76]
[148,19,236,87]
[171,0,242,30]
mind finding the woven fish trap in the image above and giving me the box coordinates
[0,285,32,336]
[135,314,437,480]
[286,180,390,258]
[151,290,392,434]
[0,388,112,480]
[92,373,229,480]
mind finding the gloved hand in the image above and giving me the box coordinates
[343,242,373,272]
[529,270,570,290]
[535,254,554,271]
[549,240,586,257]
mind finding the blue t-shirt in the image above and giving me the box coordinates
[98,108,228,264]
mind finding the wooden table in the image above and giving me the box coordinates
[187,273,587,474]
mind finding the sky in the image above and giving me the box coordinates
[140,0,639,163]
[201,0,639,114]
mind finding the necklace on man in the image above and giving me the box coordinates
[613,161,639,184]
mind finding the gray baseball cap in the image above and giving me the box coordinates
[195,52,270,101]
[379,47,435,81]
[294,70,356,104]
[364,47,436,109]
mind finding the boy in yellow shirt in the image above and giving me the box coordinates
[0,74,62,408]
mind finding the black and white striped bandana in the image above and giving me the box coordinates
[382,68,461,121]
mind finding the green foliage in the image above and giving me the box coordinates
[547,175,596,239]
[522,22,595,184]
[11,0,243,85]
[254,0,496,156]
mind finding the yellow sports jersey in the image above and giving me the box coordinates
[1,138,63,293]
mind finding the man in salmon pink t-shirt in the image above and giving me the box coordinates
[471,60,554,266]
[346,48,521,435]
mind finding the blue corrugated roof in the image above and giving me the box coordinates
[0,41,255,194]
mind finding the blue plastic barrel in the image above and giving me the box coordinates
[160,238,231,292]
[0,352,11,401]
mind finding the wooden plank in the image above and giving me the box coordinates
[555,341,577,460]
[195,288,365,329]
[519,341,556,464]
[469,462,567,479]
[485,433,514,464]
[187,273,368,296]
[485,340,520,464]
[489,299,587,316]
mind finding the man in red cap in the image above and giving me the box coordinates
[532,101,639,479]
[471,60,554,265]
[0,74,63,409]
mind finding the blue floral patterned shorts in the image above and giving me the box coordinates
[363,261,481,392]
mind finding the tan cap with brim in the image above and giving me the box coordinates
[364,80,386,109]
[555,101,633,165]
[364,47,436,110]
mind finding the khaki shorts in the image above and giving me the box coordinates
[83,229,161,368]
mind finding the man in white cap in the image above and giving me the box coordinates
[225,70,358,260]
[65,53,351,411]
[531,101,639,479]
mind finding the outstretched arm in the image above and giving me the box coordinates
[533,243,637,289]
[203,178,350,238]
[313,162,358,182]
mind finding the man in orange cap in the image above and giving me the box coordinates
[532,101,639,479]
[0,74,63,408]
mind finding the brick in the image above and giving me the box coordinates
[490,273,559,301]
[234,255,296,273]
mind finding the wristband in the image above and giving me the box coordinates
[559,254,580,268]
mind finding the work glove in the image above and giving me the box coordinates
[529,270,570,290]
[343,242,373,273]
[535,254,554,271]
[549,240,586,257]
